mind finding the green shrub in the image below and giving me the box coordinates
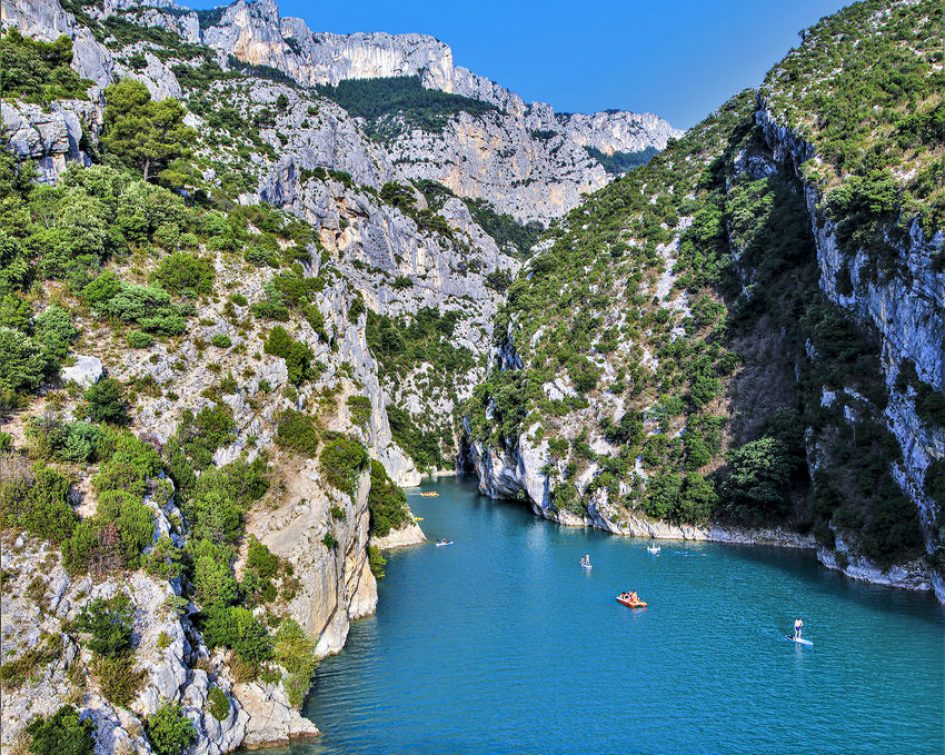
[210,333,232,348]
[85,378,128,424]
[319,437,369,496]
[26,705,95,755]
[91,654,144,708]
[201,605,272,668]
[168,403,236,471]
[273,618,318,708]
[73,594,135,658]
[246,535,279,579]
[127,330,154,348]
[0,29,93,104]
[0,462,76,543]
[275,410,319,457]
[264,326,313,386]
[144,536,184,580]
[152,252,213,296]
[62,489,154,574]
[367,460,410,537]
[346,395,372,429]
[720,437,793,522]
[207,686,230,721]
[0,326,46,392]
[322,531,337,549]
[146,701,196,755]
[368,544,387,579]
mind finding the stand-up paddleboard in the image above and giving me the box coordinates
[580,563,592,569]
[786,635,813,646]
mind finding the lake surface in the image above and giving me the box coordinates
[276,475,945,754]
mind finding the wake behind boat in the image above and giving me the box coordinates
[786,635,813,646]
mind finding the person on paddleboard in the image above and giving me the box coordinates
[793,618,804,640]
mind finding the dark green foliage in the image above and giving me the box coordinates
[62,489,154,575]
[0,327,46,392]
[101,80,196,183]
[315,76,498,140]
[85,378,129,424]
[386,405,446,471]
[368,544,387,579]
[144,536,184,580]
[319,437,369,497]
[264,326,313,386]
[91,430,162,497]
[275,409,319,457]
[720,438,793,522]
[246,535,279,580]
[207,686,230,721]
[273,618,318,708]
[146,701,196,755]
[201,605,273,667]
[26,705,95,755]
[585,146,658,175]
[367,460,410,537]
[83,272,189,336]
[346,395,371,429]
[415,180,543,256]
[152,253,214,296]
[0,462,76,543]
[73,594,135,658]
[0,29,92,104]
[167,403,236,471]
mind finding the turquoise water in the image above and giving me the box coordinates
[280,476,944,754]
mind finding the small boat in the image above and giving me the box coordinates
[647,545,661,555]
[419,491,439,497]
[580,562,592,569]
[435,540,454,547]
[617,594,647,608]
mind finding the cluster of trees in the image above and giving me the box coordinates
[315,76,498,140]
[0,30,93,103]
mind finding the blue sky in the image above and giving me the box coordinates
[183,0,851,129]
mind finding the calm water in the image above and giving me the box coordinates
[276,476,944,754]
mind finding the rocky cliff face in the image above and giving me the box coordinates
[186,0,680,223]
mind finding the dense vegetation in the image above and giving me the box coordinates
[470,64,931,565]
[315,76,499,140]
[763,0,944,239]
[0,30,92,103]
[366,307,474,470]
[585,146,658,175]
[415,179,543,256]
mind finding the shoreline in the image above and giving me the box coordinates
[509,494,943,600]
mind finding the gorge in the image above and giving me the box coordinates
[0,0,942,752]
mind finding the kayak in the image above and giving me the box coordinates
[435,541,454,547]
[786,635,813,646]
[617,596,647,608]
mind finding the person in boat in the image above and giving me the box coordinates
[629,592,638,603]
[585,553,591,566]
[793,618,804,640]
[619,592,629,600]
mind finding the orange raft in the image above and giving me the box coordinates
[616,595,648,608]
